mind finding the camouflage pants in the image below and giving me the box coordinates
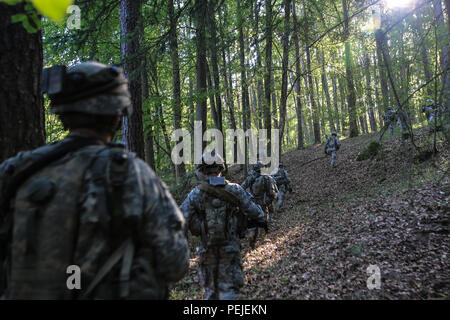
[275,185,286,209]
[327,148,337,166]
[198,243,244,300]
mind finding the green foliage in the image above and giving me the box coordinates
[356,141,382,161]
[31,0,73,23]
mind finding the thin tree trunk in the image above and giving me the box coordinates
[279,0,291,158]
[375,29,391,111]
[342,0,358,137]
[264,0,273,155]
[332,73,341,133]
[168,0,185,180]
[238,0,249,171]
[194,0,208,149]
[292,2,304,149]
[361,38,378,132]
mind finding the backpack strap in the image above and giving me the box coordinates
[197,182,240,205]
[78,145,135,299]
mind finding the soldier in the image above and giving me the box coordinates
[0,62,189,299]
[325,130,341,167]
[422,98,445,127]
[383,106,397,136]
[272,163,291,210]
[241,161,263,191]
[181,151,267,300]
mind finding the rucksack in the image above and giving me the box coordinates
[252,175,277,205]
[1,139,133,299]
[197,182,245,246]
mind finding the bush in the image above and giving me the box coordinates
[357,141,382,161]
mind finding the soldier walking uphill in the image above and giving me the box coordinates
[272,163,291,210]
[325,130,341,167]
[181,152,267,300]
[241,163,278,248]
[241,162,278,221]
[0,62,189,299]
[382,106,397,137]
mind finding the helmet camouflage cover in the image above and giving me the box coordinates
[196,151,226,173]
[46,61,132,117]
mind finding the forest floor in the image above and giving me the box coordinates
[170,127,450,300]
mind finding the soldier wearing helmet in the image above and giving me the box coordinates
[181,151,266,299]
[325,130,341,167]
[382,106,398,137]
[0,62,189,299]
[272,162,292,210]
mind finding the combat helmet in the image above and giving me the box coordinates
[195,150,225,180]
[252,161,264,173]
[43,61,132,117]
[331,130,337,136]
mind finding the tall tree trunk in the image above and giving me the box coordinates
[142,59,155,170]
[332,73,341,133]
[342,0,358,137]
[254,0,265,131]
[433,0,450,109]
[306,46,321,143]
[375,29,390,111]
[121,0,145,159]
[338,75,347,135]
[292,2,304,149]
[279,0,291,158]
[194,0,208,149]
[0,3,45,162]
[361,38,378,132]
[319,47,335,132]
[168,0,185,180]
[264,0,273,155]
[414,11,433,98]
[238,0,249,171]
[208,0,223,133]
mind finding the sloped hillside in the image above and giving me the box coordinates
[171,129,450,300]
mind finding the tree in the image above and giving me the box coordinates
[168,0,185,180]
[279,0,291,158]
[292,2,305,149]
[120,0,145,159]
[0,2,45,163]
[264,0,273,155]
[342,0,358,137]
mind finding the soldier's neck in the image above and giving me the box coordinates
[71,128,112,144]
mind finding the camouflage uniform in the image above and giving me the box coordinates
[272,165,291,210]
[325,131,341,167]
[182,153,265,300]
[241,162,263,192]
[0,62,189,299]
[383,107,397,136]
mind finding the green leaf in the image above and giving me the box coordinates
[30,0,73,23]
[0,0,23,5]
[10,13,37,33]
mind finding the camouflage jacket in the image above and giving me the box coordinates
[181,180,264,246]
[241,169,258,191]
[0,132,189,299]
[383,109,397,123]
[272,168,291,187]
[325,136,341,152]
